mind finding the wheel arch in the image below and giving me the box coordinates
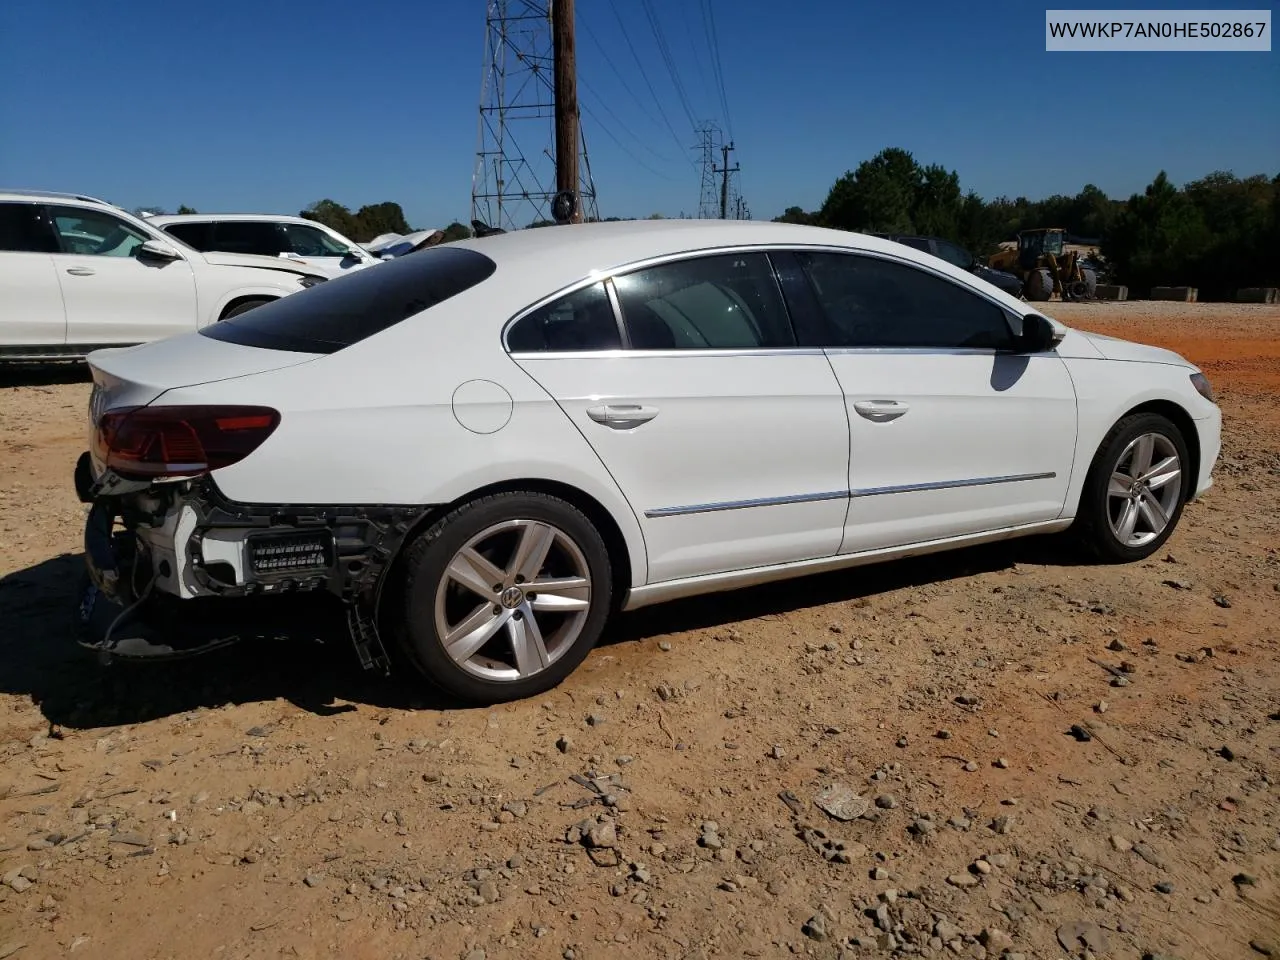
[1116,398,1200,500]
[217,294,277,321]
[376,477,638,630]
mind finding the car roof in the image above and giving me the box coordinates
[424,218,1034,321]
[149,213,329,226]
[0,190,116,207]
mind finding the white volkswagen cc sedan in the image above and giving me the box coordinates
[74,219,1221,704]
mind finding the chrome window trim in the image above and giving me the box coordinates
[500,240,1036,356]
[643,472,1057,518]
[849,472,1057,499]
[644,489,849,519]
[510,347,827,360]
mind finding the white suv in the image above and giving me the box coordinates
[0,191,328,362]
[148,213,380,274]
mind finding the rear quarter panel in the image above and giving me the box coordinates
[155,282,651,586]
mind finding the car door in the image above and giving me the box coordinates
[0,202,66,350]
[48,204,197,347]
[507,251,851,584]
[777,248,1077,555]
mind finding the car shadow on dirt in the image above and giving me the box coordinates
[0,535,1089,731]
[0,363,92,388]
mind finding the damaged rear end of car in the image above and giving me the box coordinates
[72,246,502,669]
[75,359,427,670]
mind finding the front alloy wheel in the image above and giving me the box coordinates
[397,491,612,703]
[1105,432,1182,548]
[1077,412,1190,562]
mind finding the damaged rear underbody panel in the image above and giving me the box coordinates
[74,451,430,671]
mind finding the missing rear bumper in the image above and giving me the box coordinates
[75,459,434,671]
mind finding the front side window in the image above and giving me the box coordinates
[0,202,59,253]
[797,251,1015,350]
[507,282,620,352]
[49,206,149,257]
[211,221,284,256]
[280,223,353,258]
[612,252,795,350]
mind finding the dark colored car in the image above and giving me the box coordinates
[867,233,1024,298]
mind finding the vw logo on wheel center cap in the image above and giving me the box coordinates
[499,585,525,609]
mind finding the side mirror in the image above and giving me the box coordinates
[1016,313,1061,352]
[137,239,182,261]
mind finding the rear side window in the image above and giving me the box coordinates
[612,252,795,350]
[201,246,498,354]
[212,221,283,256]
[0,202,59,252]
[163,222,214,250]
[507,282,620,352]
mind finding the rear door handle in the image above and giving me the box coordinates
[65,267,95,277]
[853,399,909,422]
[586,404,660,429]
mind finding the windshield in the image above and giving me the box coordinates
[200,246,497,354]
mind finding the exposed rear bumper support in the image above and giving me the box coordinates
[75,452,434,671]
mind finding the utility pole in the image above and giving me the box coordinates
[714,141,739,220]
[551,0,580,223]
[473,0,598,231]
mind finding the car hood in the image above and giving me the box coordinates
[198,250,325,277]
[1075,330,1195,368]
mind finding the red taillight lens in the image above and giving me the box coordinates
[94,405,280,480]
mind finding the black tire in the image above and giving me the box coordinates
[394,491,613,704]
[1074,412,1191,563]
[1026,268,1054,302]
[220,298,273,320]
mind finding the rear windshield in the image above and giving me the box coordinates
[201,246,497,354]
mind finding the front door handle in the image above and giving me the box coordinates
[853,399,909,422]
[586,404,660,429]
[65,267,95,277]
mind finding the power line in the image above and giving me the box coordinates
[606,0,695,169]
[577,10,667,137]
[637,0,699,131]
[701,0,734,140]
[519,30,682,181]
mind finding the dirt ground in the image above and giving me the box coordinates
[1,301,1277,960]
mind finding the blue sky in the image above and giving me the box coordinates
[1,0,1275,228]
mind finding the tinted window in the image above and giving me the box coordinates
[49,206,149,257]
[280,223,351,257]
[212,221,283,256]
[0,202,58,252]
[797,252,1015,350]
[897,236,931,253]
[200,246,497,354]
[934,240,974,269]
[613,253,794,350]
[163,222,214,250]
[507,282,620,352]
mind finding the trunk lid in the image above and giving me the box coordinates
[85,332,321,464]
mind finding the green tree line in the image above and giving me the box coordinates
[776,147,1280,300]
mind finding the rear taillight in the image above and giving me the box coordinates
[94,405,280,480]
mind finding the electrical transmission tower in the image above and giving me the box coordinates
[473,0,599,231]
[694,122,722,219]
[713,140,740,220]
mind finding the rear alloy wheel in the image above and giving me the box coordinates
[1076,413,1190,562]
[397,492,612,703]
